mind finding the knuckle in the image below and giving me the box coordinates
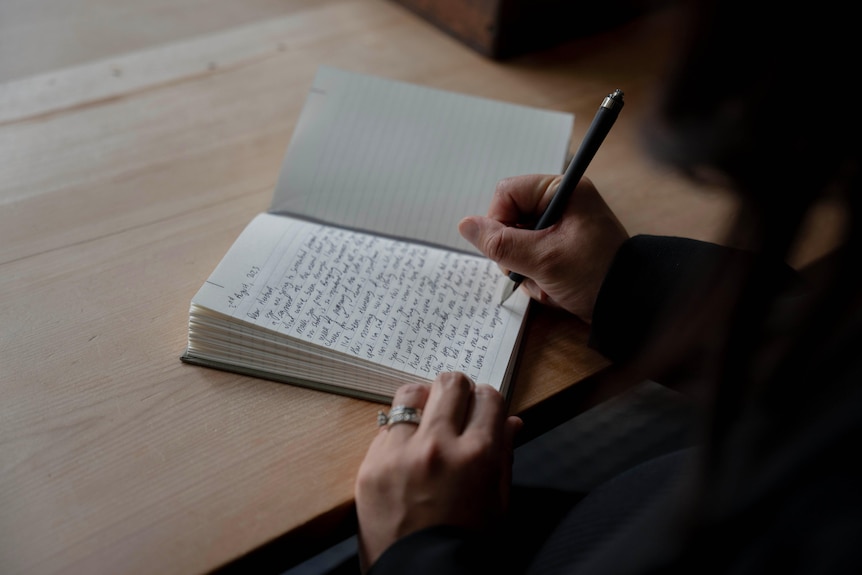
[474,383,501,401]
[460,436,495,464]
[493,177,514,198]
[413,438,446,473]
[473,384,504,410]
[483,226,514,263]
[437,371,473,394]
[393,382,428,405]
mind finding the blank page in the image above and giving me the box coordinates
[270,66,573,254]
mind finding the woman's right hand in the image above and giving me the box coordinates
[458,174,628,323]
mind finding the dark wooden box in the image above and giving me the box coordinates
[391,0,655,59]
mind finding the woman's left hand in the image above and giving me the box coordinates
[355,372,522,572]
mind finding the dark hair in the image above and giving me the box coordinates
[638,0,862,484]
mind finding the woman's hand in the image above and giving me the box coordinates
[459,174,628,323]
[355,373,522,572]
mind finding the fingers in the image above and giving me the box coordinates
[458,174,565,276]
[380,382,431,441]
[391,381,431,409]
[488,174,561,224]
[463,384,506,437]
[381,375,507,442]
[421,372,475,436]
[503,415,523,462]
[421,376,512,444]
[458,215,549,279]
[460,173,627,321]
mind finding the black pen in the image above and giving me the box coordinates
[499,89,625,304]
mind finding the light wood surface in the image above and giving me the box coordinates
[0,1,838,573]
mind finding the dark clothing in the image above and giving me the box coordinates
[369,235,862,574]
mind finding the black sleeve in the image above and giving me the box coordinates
[367,525,500,575]
[588,234,799,366]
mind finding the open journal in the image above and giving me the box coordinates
[181,66,574,403]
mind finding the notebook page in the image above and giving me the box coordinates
[270,66,573,254]
[191,213,530,389]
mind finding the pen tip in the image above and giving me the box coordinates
[499,278,517,305]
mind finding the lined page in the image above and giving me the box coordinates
[191,213,530,389]
[271,66,573,254]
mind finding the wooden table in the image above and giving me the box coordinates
[1,1,836,573]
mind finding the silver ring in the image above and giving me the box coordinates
[377,405,422,428]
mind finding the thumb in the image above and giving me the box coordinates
[458,216,537,276]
